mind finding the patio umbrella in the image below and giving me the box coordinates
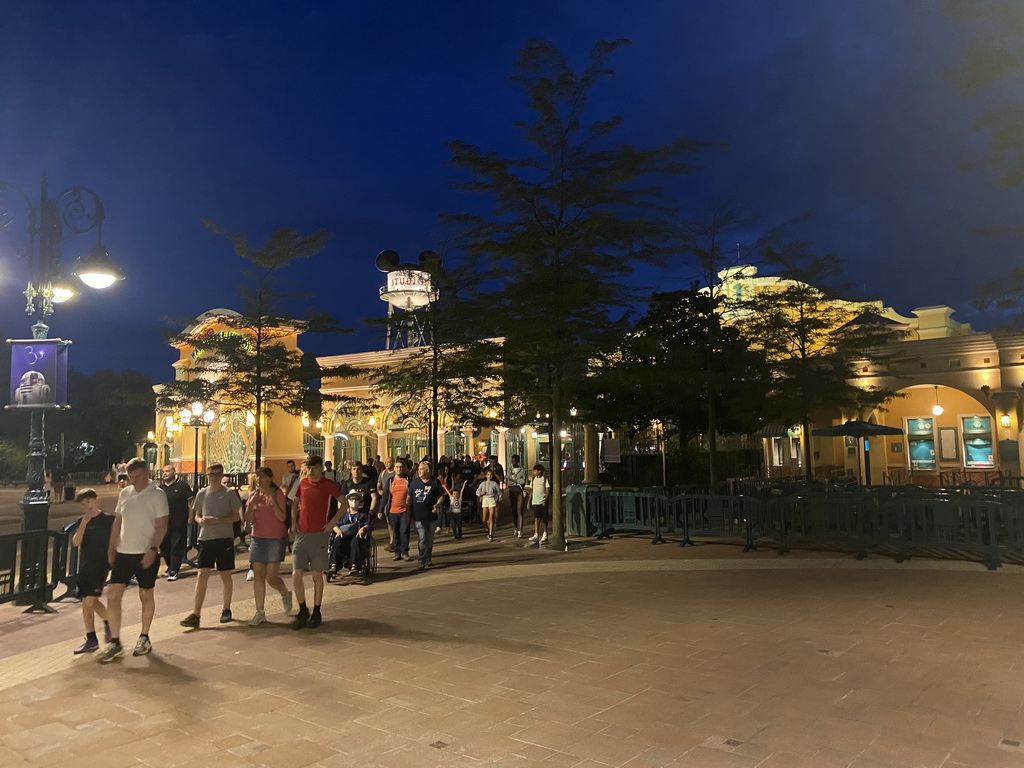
[811,420,904,485]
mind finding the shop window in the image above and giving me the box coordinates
[961,415,994,468]
[906,417,936,470]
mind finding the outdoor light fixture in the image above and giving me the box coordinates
[302,412,310,428]
[1001,413,1012,428]
[488,409,497,419]
[569,407,578,417]
[49,274,76,304]
[931,386,943,416]
[369,416,376,426]
[73,244,124,289]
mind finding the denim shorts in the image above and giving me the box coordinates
[249,536,286,564]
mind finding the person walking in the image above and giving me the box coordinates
[477,468,502,541]
[291,455,342,630]
[71,489,113,654]
[97,458,169,663]
[528,464,551,546]
[380,459,411,560]
[409,461,445,571]
[506,455,528,538]
[376,457,397,552]
[159,465,195,581]
[179,464,244,628]
[243,467,292,626]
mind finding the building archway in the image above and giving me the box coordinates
[867,384,999,485]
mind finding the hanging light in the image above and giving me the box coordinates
[931,385,943,416]
[569,407,578,417]
[73,244,124,289]
[49,275,77,304]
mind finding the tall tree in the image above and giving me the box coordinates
[946,0,1024,188]
[738,231,905,479]
[946,2,1024,319]
[59,368,155,469]
[585,286,773,471]
[157,222,355,471]
[449,39,711,547]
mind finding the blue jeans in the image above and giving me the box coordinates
[414,520,435,564]
[389,513,409,556]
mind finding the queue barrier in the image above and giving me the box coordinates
[589,491,668,544]
[581,488,1024,569]
[0,529,70,613]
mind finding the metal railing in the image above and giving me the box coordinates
[573,485,1024,570]
[0,529,70,612]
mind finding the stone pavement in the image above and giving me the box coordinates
[1,525,1024,768]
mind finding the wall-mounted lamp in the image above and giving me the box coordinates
[1001,413,1012,429]
[931,385,944,416]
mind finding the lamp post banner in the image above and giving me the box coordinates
[7,339,69,409]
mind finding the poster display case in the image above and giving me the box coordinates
[906,416,936,470]
[961,415,994,468]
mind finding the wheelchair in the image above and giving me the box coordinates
[326,531,377,585]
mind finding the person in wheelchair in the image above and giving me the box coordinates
[329,490,374,579]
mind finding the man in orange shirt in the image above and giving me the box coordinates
[291,455,341,629]
[379,459,411,561]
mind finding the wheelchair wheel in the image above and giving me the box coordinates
[364,536,377,584]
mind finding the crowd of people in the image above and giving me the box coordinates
[69,452,552,662]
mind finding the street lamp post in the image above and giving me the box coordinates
[179,402,215,488]
[0,175,125,531]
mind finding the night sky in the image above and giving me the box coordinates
[0,0,1019,382]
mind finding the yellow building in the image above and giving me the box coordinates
[717,268,1021,485]
[154,311,571,481]
[154,309,305,481]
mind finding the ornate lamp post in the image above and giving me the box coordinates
[179,402,215,488]
[0,175,124,531]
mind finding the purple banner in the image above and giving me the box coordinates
[8,339,69,409]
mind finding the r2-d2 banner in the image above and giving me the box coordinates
[7,339,69,409]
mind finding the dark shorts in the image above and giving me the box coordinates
[197,538,236,571]
[531,504,549,522]
[76,565,110,598]
[508,485,524,499]
[110,553,159,589]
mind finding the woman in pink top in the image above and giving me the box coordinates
[243,467,293,626]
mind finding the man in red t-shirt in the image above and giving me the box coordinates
[291,455,341,629]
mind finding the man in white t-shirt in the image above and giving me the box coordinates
[98,458,170,663]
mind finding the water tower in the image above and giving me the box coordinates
[376,249,439,349]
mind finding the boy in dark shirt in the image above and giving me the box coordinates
[71,489,114,654]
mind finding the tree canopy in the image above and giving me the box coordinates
[448,38,712,545]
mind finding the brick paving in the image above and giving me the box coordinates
[0,524,1023,767]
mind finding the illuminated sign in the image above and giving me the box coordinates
[7,339,69,409]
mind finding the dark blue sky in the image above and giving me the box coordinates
[0,0,1018,381]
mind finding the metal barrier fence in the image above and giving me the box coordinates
[575,486,1024,569]
[0,529,70,612]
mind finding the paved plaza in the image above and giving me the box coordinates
[1,520,1024,768]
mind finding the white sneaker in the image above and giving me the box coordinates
[281,591,293,614]
[514,529,521,538]
[541,533,549,544]
[246,569,254,582]
[249,610,267,627]
[529,533,540,543]
[435,526,441,533]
